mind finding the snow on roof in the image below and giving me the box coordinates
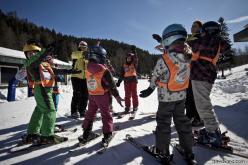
[0,47,71,66]
[0,47,26,59]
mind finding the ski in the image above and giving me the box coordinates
[69,133,102,153]
[97,132,116,154]
[193,131,248,159]
[10,137,69,153]
[116,111,130,119]
[54,124,78,133]
[125,134,174,165]
[194,138,248,159]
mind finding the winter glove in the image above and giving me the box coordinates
[116,79,122,87]
[115,96,124,107]
[139,87,154,98]
[152,34,162,43]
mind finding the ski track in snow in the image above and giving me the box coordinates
[0,65,248,164]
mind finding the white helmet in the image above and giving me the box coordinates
[162,24,187,47]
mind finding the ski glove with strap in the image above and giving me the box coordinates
[139,87,154,98]
[115,96,124,107]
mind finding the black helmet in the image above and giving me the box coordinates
[201,21,221,36]
[88,46,107,64]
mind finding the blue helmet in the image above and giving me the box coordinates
[162,24,187,47]
[88,46,107,64]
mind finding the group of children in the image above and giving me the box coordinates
[20,20,228,164]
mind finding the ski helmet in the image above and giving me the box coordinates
[78,41,88,48]
[23,43,41,52]
[162,24,187,47]
[88,46,107,64]
[201,21,221,36]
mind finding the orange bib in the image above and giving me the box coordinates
[123,63,137,77]
[157,53,190,91]
[86,66,108,95]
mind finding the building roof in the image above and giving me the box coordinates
[0,47,71,67]
[233,24,248,42]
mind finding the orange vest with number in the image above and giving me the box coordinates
[123,63,137,77]
[86,66,108,95]
[37,62,55,87]
[191,44,221,66]
[156,53,190,91]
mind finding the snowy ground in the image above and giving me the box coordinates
[0,65,248,164]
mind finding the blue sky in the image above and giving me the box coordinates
[0,0,248,53]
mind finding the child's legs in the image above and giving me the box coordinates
[131,82,138,108]
[39,87,56,136]
[83,96,98,130]
[173,100,193,153]
[124,83,131,108]
[96,93,113,134]
[27,106,43,135]
[155,102,173,154]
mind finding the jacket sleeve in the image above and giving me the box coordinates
[149,58,169,89]
[24,49,47,68]
[102,70,120,97]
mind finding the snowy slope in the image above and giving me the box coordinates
[0,65,248,165]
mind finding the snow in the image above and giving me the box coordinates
[1,64,248,164]
[0,47,25,59]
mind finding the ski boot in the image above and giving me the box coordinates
[174,144,197,165]
[21,134,41,144]
[184,152,197,165]
[78,131,100,145]
[145,146,173,165]
[197,129,222,147]
[101,132,113,147]
[124,107,130,114]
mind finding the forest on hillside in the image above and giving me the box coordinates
[1,10,248,75]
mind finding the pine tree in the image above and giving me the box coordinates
[217,17,234,78]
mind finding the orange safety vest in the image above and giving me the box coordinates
[86,66,108,95]
[38,62,55,87]
[123,63,137,77]
[156,53,190,91]
[191,44,221,66]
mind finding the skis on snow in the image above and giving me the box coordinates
[125,134,174,165]
[10,137,69,153]
[193,130,248,159]
[97,132,116,154]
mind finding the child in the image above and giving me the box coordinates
[79,46,123,146]
[22,40,67,144]
[116,46,138,114]
[140,24,196,164]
